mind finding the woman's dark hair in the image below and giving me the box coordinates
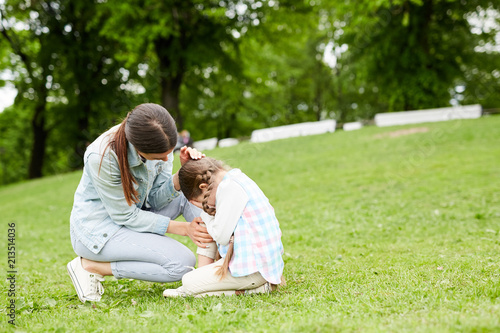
[102,103,178,206]
[124,103,178,154]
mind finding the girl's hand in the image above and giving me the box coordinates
[179,146,205,166]
[187,217,213,247]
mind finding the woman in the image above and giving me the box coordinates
[67,103,212,303]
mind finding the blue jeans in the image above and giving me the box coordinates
[71,194,200,283]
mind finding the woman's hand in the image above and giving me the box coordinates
[179,146,205,166]
[186,217,213,247]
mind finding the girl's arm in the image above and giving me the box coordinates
[196,219,217,267]
[208,179,249,245]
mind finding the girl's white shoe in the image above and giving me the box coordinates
[163,286,187,298]
[243,282,271,295]
[163,283,272,298]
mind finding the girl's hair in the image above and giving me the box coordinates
[102,103,178,206]
[179,157,233,278]
[178,157,226,216]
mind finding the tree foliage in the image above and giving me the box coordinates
[334,0,500,112]
[0,0,499,185]
[0,0,129,181]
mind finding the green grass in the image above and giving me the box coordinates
[1,116,499,332]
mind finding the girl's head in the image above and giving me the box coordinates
[179,158,226,215]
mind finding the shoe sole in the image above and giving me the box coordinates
[163,290,184,298]
[163,290,235,298]
[67,262,86,303]
[163,284,272,299]
[194,286,270,298]
[194,290,235,298]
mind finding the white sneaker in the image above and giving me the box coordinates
[163,286,187,298]
[194,290,235,298]
[163,283,273,298]
[67,257,104,303]
[244,282,272,295]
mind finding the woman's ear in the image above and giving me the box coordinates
[199,183,208,190]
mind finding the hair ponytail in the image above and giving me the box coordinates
[201,169,216,216]
[113,115,139,206]
[216,237,234,279]
[99,114,139,206]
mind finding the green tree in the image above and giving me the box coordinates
[46,1,129,167]
[0,0,128,182]
[180,1,342,139]
[334,0,500,112]
[97,0,247,130]
[50,0,130,167]
[1,1,55,179]
[97,0,323,133]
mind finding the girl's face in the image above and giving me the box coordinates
[189,184,215,209]
[189,170,226,210]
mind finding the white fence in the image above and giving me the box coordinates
[193,137,218,151]
[374,104,482,127]
[192,105,484,151]
[343,122,363,131]
[250,120,336,143]
[218,138,239,148]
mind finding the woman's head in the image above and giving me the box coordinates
[104,103,178,206]
[125,103,178,154]
[179,158,226,215]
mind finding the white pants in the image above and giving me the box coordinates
[180,258,267,296]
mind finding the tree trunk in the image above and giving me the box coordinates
[314,83,323,121]
[224,112,236,139]
[335,67,348,123]
[72,106,90,169]
[161,73,184,130]
[314,60,323,121]
[155,33,186,130]
[28,103,48,179]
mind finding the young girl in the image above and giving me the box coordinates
[163,158,284,297]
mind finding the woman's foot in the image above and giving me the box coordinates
[67,257,105,303]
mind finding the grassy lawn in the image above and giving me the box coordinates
[1,116,499,332]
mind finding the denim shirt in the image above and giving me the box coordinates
[70,125,180,254]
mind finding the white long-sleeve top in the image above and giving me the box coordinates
[196,168,284,284]
[200,169,249,246]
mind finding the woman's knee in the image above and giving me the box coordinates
[165,251,196,281]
